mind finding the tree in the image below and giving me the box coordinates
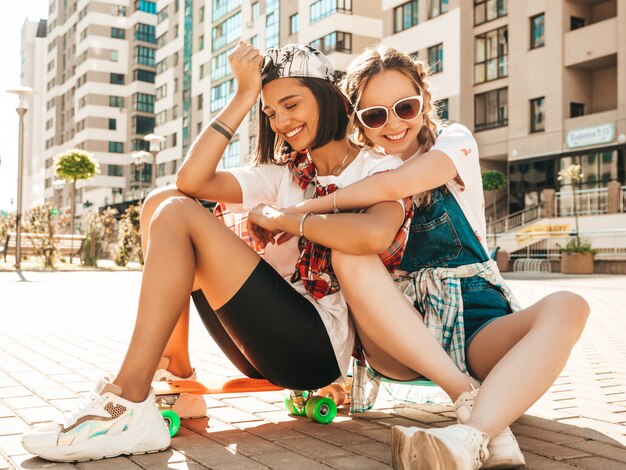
[54,149,100,262]
[557,164,584,249]
[115,204,143,267]
[482,169,507,249]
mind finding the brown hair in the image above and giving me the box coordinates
[340,45,445,205]
[253,77,350,165]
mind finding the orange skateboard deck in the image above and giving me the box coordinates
[153,378,283,396]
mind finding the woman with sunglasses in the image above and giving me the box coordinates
[249,45,589,470]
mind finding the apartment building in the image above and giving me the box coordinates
[38,0,158,222]
[20,20,48,211]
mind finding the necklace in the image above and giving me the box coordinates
[333,147,352,176]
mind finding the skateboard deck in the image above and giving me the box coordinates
[153,377,283,396]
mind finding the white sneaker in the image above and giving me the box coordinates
[153,357,197,382]
[454,388,525,469]
[21,377,170,462]
[392,424,489,470]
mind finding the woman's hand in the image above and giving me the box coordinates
[229,41,264,99]
[247,204,284,248]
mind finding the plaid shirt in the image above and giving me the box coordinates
[215,150,413,300]
[349,259,521,413]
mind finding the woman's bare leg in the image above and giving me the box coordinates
[115,195,262,402]
[332,251,475,400]
[464,291,589,438]
[140,187,197,378]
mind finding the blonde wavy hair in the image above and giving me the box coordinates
[340,44,446,205]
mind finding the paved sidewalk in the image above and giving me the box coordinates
[0,271,625,469]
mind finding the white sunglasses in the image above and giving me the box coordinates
[355,95,424,129]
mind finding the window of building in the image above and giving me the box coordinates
[474,87,507,131]
[530,97,545,133]
[212,0,240,22]
[109,142,124,153]
[436,98,449,120]
[135,23,156,43]
[157,6,168,22]
[133,139,150,151]
[290,13,299,34]
[110,50,119,62]
[428,43,443,74]
[135,0,157,14]
[156,58,168,74]
[474,0,506,26]
[220,140,241,169]
[198,35,205,51]
[199,5,205,22]
[112,5,127,16]
[133,93,155,112]
[198,93,203,110]
[172,105,179,119]
[309,31,352,55]
[134,46,155,66]
[171,133,177,147]
[211,78,236,112]
[474,26,507,83]
[108,164,123,176]
[570,102,585,118]
[429,0,449,18]
[310,0,352,24]
[265,0,280,49]
[134,69,155,83]
[133,116,155,135]
[252,1,259,20]
[570,16,585,30]
[211,47,236,81]
[530,13,545,49]
[111,27,125,39]
[394,0,418,33]
[156,110,167,125]
[110,73,125,85]
[199,64,205,79]
[157,32,168,48]
[212,12,242,51]
[109,96,124,108]
[109,118,117,130]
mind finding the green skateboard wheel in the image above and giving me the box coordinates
[161,409,181,437]
[284,396,306,416]
[305,396,336,424]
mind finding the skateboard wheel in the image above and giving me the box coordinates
[317,384,347,406]
[161,409,181,437]
[305,396,336,424]
[284,396,306,416]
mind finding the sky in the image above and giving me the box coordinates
[0,0,48,212]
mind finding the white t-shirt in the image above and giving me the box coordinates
[428,124,489,255]
[225,149,403,378]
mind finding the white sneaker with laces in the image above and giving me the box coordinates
[153,357,204,419]
[153,357,197,382]
[392,424,489,470]
[21,377,170,462]
[454,388,525,469]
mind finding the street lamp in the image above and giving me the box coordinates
[143,133,165,192]
[6,85,35,276]
[131,150,151,199]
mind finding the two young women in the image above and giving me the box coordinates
[21,43,412,463]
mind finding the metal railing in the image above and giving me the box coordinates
[487,203,543,234]
[486,229,626,261]
[556,187,608,217]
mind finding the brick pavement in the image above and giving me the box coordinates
[0,271,625,469]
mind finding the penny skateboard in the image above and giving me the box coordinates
[154,378,348,436]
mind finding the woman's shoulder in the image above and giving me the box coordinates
[436,123,474,140]
[357,148,403,175]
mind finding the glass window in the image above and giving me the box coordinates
[109,96,124,108]
[428,43,443,74]
[474,87,507,131]
[212,0,240,22]
[212,12,242,51]
[108,142,124,153]
[110,73,125,85]
[530,97,545,133]
[429,0,448,18]
[436,98,449,120]
[310,0,352,24]
[219,140,241,169]
[252,1,259,20]
[108,164,123,176]
[394,0,418,33]
[570,16,585,30]
[530,13,545,49]
[133,93,155,112]
[265,0,280,49]
[290,13,299,34]
[474,0,507,26]
[309,31,352,55]
[133,116,155,135]
[199,5,205,22]
[157,6,168,23]
[211,78,236,112]
[134,69,155,83]
[474,26,508,84]
[211,47,236,81]
[110,50,118,62]
[135,0,156,14]
[134,23,156,43]
[134,46,156,66]
[111,27,125,39]
[109,119,117,130]
[570,102,585,118]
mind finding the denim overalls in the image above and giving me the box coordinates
[398,187,511,346]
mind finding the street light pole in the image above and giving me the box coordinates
[7,86,35,279]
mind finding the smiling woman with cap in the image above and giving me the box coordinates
[21,42,414,463]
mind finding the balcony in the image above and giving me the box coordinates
[564,17,617,69]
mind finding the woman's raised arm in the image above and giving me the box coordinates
[176,42,263,203]
[292,149,457,214]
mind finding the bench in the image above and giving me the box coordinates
[1,232,86,262]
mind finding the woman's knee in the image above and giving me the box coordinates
[149,196,197,233]
[331,250,368,277]
[539,291,590,337]
[141,186,191,227]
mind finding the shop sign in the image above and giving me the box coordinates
[566,123,615,149]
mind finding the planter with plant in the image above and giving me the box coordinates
[482,169,509,272]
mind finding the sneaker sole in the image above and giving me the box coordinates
[392,426,416,470]
[481,453,526,469]
[411,429,462,470]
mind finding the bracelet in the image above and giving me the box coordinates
[299,212,313,238]
[209,120,233,141]
[333,190,340,213]
[214,118,235,134]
